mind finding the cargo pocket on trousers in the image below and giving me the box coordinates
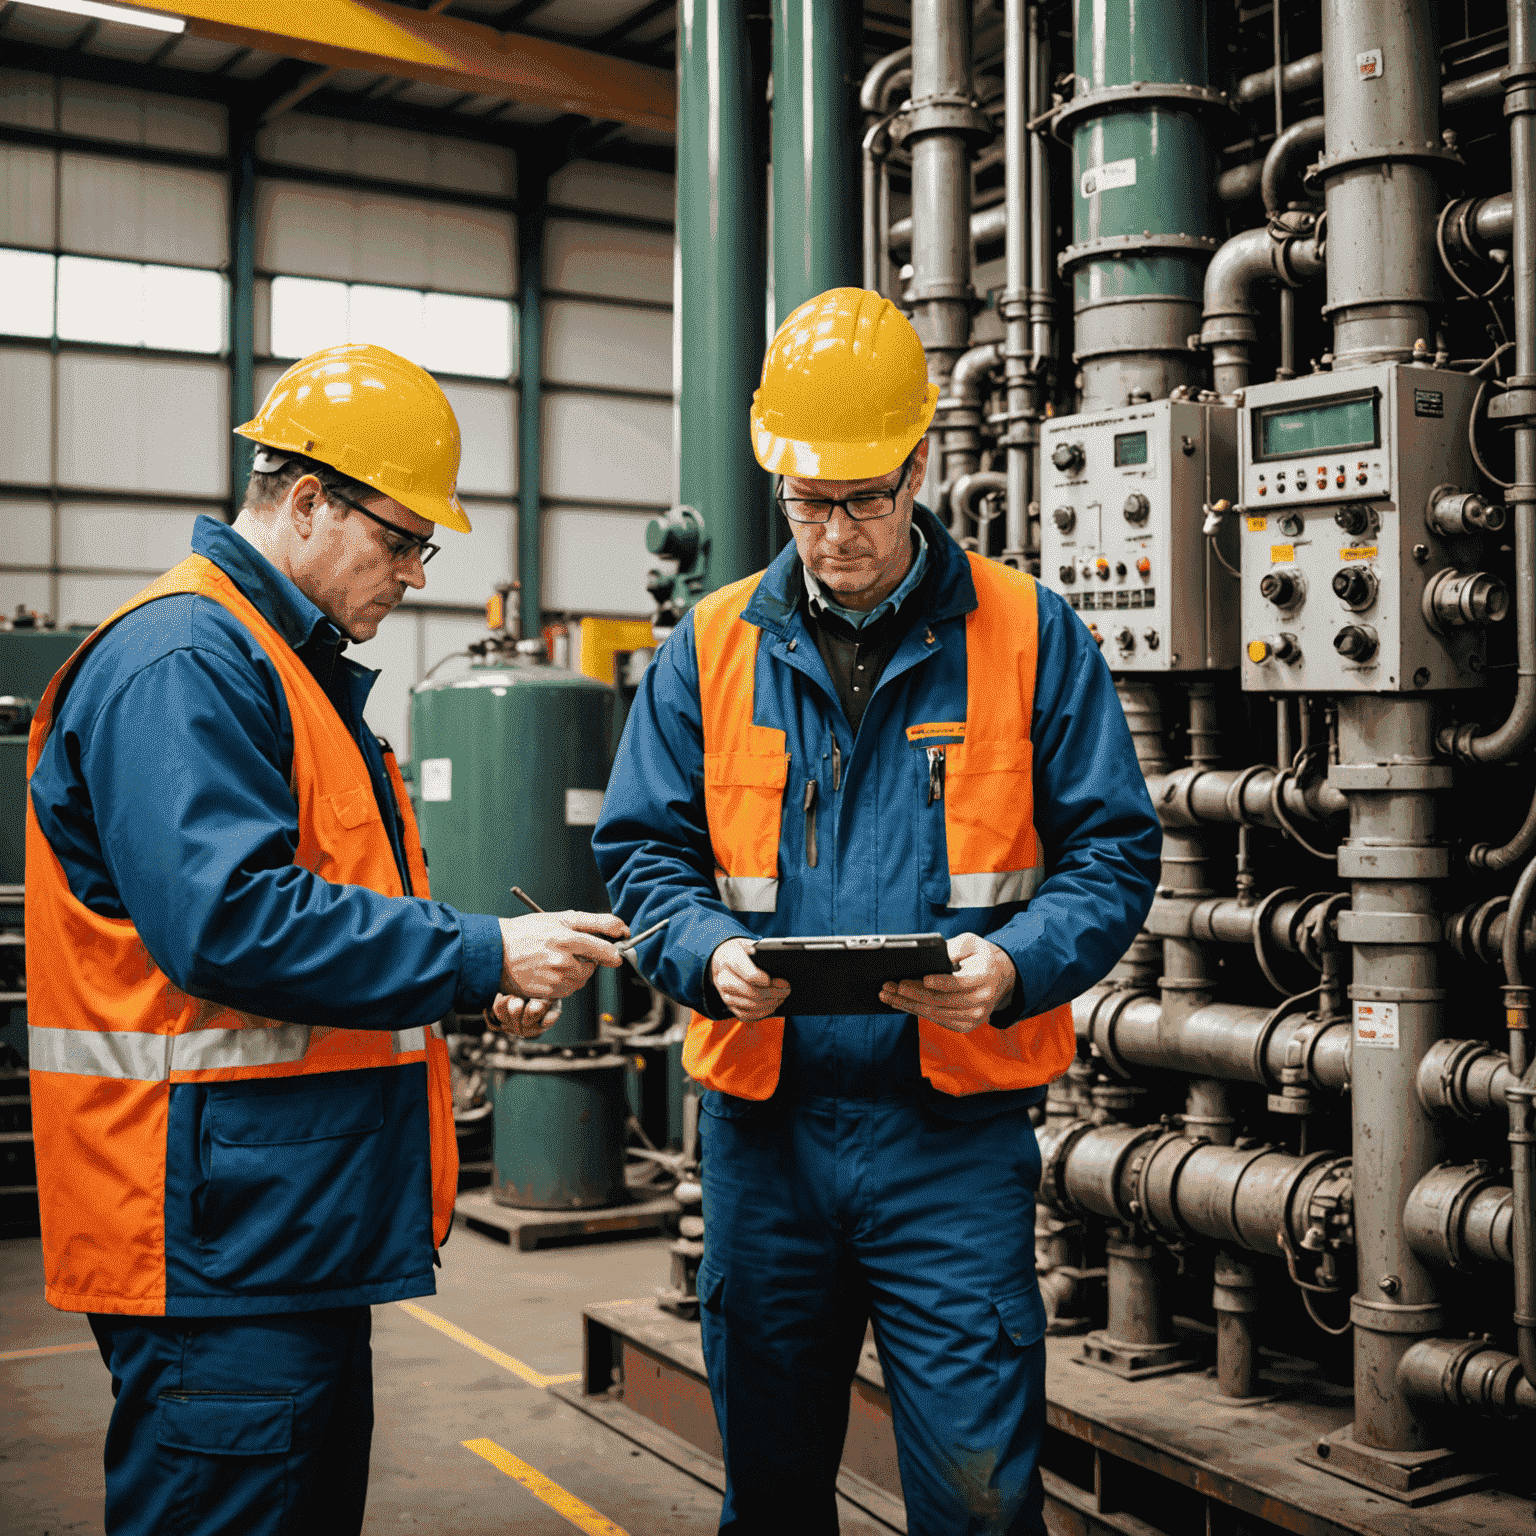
[156,1391,293,1532]
[993,1284,1047,1351]
[697,1258,725,1314]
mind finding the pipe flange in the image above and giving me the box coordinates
[1040,1118,1098,1216]
[1087,986,1154,1081]
[1470,897,1509,961]
[1421,1037,1499,1120]
[1058,231,1222,273]
[1050,81,1234,143]
[1249,985,1315,1092]
[888,92,995,149]
[1278,1150,1346,1250]
[1223,763,1272,829]
[1132,1128,1208,1242]
[1219,1141,1284,1250]
[1442,1160,1499,1271]
[1302,142,1464,192]
[1105,1124,1165,1224]
[1251,884,1303,998]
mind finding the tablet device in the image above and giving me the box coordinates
[751,933,957,1017]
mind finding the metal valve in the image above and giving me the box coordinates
[1427,484,1506,536]
[1331,565,1378,611]
[1423,567,1512,630]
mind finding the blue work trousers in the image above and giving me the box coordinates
[88,1306,373,1536]
[699,1093,1048,1535]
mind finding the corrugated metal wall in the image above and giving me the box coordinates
[0,69,674,755]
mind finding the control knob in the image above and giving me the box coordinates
[1331,565,1378,611]
[1247,634,1299,665]
[1051,442,1084,472]
[1058,564,1076,584]
[1334,503,1372,537]
[1123,492,1150,526]
[1333,624,1379,663]
[1114,627,1135,652]
[1052,505,1076,532]
[1259,570,1304,609]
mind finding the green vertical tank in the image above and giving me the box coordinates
[410,646,631,1209]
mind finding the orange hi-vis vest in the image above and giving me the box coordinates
[681,552,1077,1100]
[26,554,457,1316]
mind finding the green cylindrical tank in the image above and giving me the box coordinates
[409,655,615,1046]
[1064,0,1222,408]
[489,1043,630,1209]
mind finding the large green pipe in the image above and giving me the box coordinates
[1066,0,1222,408]
[770,0,862,325]
[228,109,256,508]
[518,159,547,632]
[677,0,768,590]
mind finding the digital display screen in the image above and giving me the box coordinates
[1257,394,1378,459]
[1114,430,1148,467]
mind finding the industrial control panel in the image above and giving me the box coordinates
[1237,364,1507,693]
[1040,399,1239,672]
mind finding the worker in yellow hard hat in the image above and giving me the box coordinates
[26,342,627,1536]
[596,289,1159,1533]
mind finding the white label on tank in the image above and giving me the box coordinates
[1357,48,1383,81]
[1079,157,1136,198]
[1354,1000,1399,1049]
[420,757,452,803]
[565,788,605,826]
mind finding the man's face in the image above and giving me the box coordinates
[289,479,431,643]
[783,439,927,611]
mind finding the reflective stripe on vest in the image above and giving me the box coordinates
[26,554,459,1314]
[682,553,1076,1099]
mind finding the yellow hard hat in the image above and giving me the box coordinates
[750,288,938,481]
[235,344,471,533]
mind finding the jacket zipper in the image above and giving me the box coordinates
[926,746,946,805]
[803,779,818,868]
[831,738,842,793]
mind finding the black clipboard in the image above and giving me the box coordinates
[751,933,957,1016]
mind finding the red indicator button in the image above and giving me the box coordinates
[1136,556,1151,576]
[1336,474,1346,487]
[1258,484,1267,495]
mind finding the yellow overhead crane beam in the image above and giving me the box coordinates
[131,0,675,135]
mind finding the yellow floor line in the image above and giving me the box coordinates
[463,1438,631,1536]
[395,1300,580,1389]
[0,1340,98,1362]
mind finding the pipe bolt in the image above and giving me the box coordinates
[1379,1273,1402,1296]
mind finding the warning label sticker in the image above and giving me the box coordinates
[1357,48,1383,81]
[1339,545,1378,560]
[1355,1000,1399,1050]
[1080,157,1137,198]
[1270,544,1296,563]
[1246,516,1267,532]
[420,757,452,803]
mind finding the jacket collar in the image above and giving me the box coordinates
[740,502,976,637]
[191,515,347,658]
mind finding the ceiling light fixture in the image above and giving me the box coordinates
[13,0,186,34]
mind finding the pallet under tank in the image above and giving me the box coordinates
[567,1299,1533,1535]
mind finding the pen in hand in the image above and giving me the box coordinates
[512,885,665,953]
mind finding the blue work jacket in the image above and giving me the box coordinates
[594,506,1160,1118]
[29,517,502,1313]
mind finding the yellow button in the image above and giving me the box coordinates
[1247,639,1272,664]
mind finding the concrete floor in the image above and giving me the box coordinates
[1,1224,891,1535]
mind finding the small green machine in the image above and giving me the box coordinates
[410,633,632,1210]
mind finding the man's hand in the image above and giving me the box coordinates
[878,932,1016,1034]
[484,995,562,1039]
[710,937,790,1022]
[497,911,628,999]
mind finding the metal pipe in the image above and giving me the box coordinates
[888,202,1006,257]
[1146,760,1346,831]
[228,108,256,508]
[907,0,978,387]
[1506,853,1536,1380]
[858,44,912,114]
[1441,65,1510,113]
[1199,225,1325,395]
[1214,1252,1260,1398]
[949,471,1007,538]
[1404,1163,1514,1268]
[861,47,913,293]
[1025,2,1053,376]
[1417,1038,1518,1118]
[1441,4,1536,764]
[999,0,1030,566]
[518,156,548,626]
[1318,0,1444,367]
[1235,52,1324,108]
[1399,1338,1536,1415]
[1074,987,1351,1095]
[1261,115,1325,217]
[1217,161,1264,205]
[941,341,1004,493]
[678,5,768,591]
[1336,698,1446,1454]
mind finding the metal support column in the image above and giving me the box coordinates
[678,0,769,590]
[518,156,548,635]
[228,107,256,513]
[771,0,861,325]
[1330,699,1455,1480]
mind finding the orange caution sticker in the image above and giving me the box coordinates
[1245,516,1267,532]
[1340,545,1378,560]
[1270,544,1295,563]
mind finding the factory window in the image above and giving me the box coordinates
[0,248,225,354]
[269,275,514,381]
